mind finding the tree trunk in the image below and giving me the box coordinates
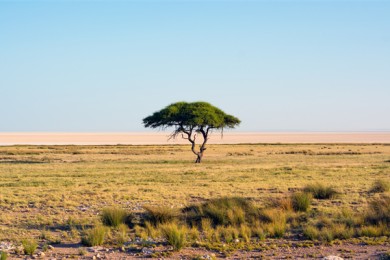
[195,152,203,163]
[182,127,209,163]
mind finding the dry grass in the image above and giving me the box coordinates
[0,143,389,245]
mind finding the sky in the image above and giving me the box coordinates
[0,0,389,132]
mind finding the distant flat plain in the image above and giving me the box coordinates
[0,132,390,145]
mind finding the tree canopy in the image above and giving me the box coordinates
[143,101,241,163]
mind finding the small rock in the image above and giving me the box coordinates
[96,253,101,258]
[92,256,97,260]
[120,246,126,252]
[48,245,54,250]
[38,252,46,258]
[234,238,240,243]
[323,256,344,260]
[141,247,153,255]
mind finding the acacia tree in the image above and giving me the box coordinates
[143,101,241,163]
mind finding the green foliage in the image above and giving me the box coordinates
[303,183,338,199]
[22,239,38,255]
[0,251,7,260]
[143,102,241,162]
[81,225,107,246]
[370,180,390,193]
[101,207,128,227]
[183,197,260,227]
[144,206,178,226]
[291,192,312,212]
[143,101,240,130]
[160,223,186,251]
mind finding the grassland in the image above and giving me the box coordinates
[0,143,389,258]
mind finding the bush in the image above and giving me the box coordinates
[101,207,128,227]
[291,192,312,212]
[370,180,390,193]
[183,197,260,226]
[365,196,390,225]
[303,183,338,199]
[81,225,107,246]
[160,223,186,251]
[144,206,178,226]
[22,239,38,255]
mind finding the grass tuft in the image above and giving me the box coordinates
[144,206,178,226]
[291,192,312,212]
[101,207,128,227]
[365,196,390,225]
[22,239,38,256]
[81,225,107,246]
[303,183,338,199]
[370,180,390,193]
[160,223,186,251]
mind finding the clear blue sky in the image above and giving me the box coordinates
[1,0,389,132]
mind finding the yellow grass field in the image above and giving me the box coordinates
[0,143,389,258]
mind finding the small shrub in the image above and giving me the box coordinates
[160,223,186,251]
[22,239,38,255]
[101,207,128,227]
[304,183,338,199]
[81,225,107,246]
[365,196,390,224]
[291,192,312,212]
[144,206,178,226]
[370,180,390,193]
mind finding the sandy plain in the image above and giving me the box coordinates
[0,132,389,145]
